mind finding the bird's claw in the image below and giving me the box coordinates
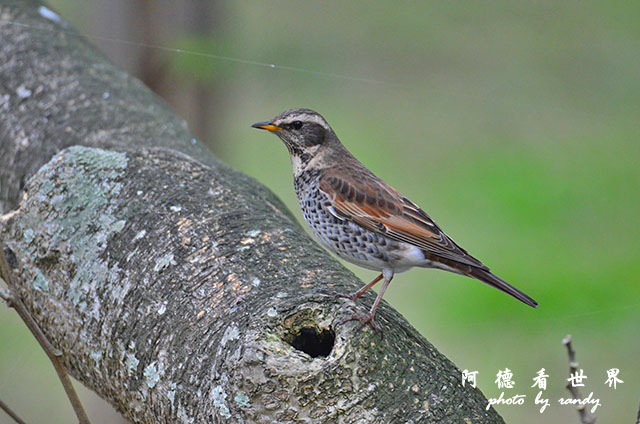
[313,288,358,302]
[315,288,382,334]
[337,313,382,334]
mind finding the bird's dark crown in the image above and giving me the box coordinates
[271,109,334,148]
[254,108,341,162]
[253,108,359,175]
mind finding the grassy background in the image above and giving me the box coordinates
[1,1,638,423]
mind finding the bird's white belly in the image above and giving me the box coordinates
[311,221,426,273]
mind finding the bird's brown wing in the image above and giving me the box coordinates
[319,171,488,269]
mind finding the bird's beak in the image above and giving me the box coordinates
[251,121,282,132]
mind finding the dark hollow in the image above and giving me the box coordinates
[289,327,335,358]
[3,247,17,268]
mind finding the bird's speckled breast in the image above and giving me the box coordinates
[294,169,423,272]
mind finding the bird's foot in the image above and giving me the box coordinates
[313,288,358,302]
[337,313,382,334]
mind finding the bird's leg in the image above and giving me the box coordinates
[349,273,384,300]
[315,273,383,302]
[338,270,394,333]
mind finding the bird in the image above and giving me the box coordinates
[252,108,537,331]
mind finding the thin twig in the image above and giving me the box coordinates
[636,400,640,424]
[0,398,27,424]
[0,245,91,424]
[562,335,596,424]
[0,277,62,356]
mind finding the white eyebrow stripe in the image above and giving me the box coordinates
[275,113,330,131]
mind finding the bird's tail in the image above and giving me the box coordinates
[467,267,538,308]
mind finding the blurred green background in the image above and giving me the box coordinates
[1,1,638,423]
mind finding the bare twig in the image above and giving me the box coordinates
[0,277,62,356]
[562,335,597,424]
[636,400,640,424]
[0,246,91,424]
[0,398,27,424]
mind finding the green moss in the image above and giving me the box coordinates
[32,269,49,292]
[234,392,251,408]
[21,146,130,315]
[212,385,231,418]
[22,228,35,243]
[143,361,161,388]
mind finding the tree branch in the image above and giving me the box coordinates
[0,1,503,422]
[0,255,91,424]
[562,335,596,424]
[0,398,27,424]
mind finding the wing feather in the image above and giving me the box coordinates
[319,172,487,269]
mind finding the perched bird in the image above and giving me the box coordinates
[252,109,537,331]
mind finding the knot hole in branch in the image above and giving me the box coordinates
[288,327,335,358]
[282,311,335,358]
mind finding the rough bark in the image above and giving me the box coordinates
[0,2,504,423]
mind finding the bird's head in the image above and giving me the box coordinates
[252,108,340,174]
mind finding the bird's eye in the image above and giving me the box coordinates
[292,121,303,130]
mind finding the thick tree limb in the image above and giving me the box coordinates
[0,1,503,422]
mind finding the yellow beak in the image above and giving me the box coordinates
[251,121,282,132]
